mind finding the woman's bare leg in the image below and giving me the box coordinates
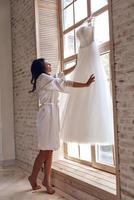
[42,150,55,194]
[28,150,47,190]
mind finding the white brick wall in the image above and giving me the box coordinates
[10,0,134,199]
[10,0,38,167]
[112,0,134,199]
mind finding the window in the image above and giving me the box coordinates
[58,0,115,173]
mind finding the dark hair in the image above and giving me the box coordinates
[29,58,48,93]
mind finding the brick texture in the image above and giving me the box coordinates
[10,0,38,167]
[112,0,134,199]
[10,0,134,199]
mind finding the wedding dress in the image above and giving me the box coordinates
[60,25,114,144]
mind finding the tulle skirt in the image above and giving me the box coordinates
[60,42,114,144]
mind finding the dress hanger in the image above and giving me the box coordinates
[85,15,93,24]
[82,15,95,25]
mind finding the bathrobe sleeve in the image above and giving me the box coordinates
[37,72,73,93]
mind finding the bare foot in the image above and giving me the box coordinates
[42,179,55,194]
[28,176,41,190]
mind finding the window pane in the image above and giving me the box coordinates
[62,0,73,8]
[96,145,114,165]
[100,53,110,79]
[64,30,75,58]
[80,144,91,161]
[94,11,109,44]
[64,61,76,78]
[64,61,76,69]
[100,53,113,93]
[74,0,87,24]
[91,0,108,13]
[63,5,74,30]
[68,143,79,158]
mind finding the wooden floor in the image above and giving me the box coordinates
[52,159,116,196]
[0,164,76,200]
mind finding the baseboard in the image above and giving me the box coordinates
[0,159,16,167]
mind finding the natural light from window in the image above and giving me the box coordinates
[60,0,115,174]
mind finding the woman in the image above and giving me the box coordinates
[28,58,95,194]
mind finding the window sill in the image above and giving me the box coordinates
[52,159,117,200]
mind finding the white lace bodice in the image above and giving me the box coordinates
[76,26,93,48]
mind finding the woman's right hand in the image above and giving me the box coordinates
[86,74,95,86]
[68,74,95,88]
